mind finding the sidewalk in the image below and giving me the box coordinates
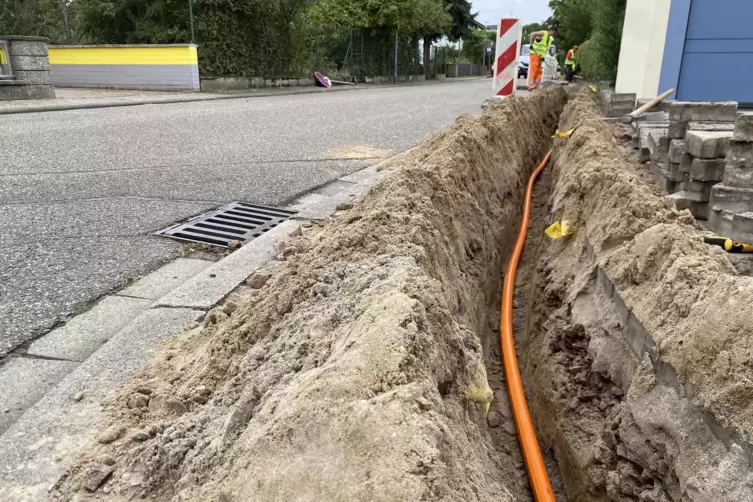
[0,77,489,115]
[0,156,392,499]
[0,86,348,115]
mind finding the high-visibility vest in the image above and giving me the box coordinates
[565,50,576,67]
[532,32,552,57]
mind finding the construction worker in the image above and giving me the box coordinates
[528,26,557,90]
[565,45,578,83]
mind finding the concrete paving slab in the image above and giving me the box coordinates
[313,179,356,197]
[0,307,202,501]
[27,295,153,361]
[286,192,329,211]
[157,220,299,309]
[0,357,79,435]
[295,169,386,221]
[339,164,380,183]
[118,257,214,300]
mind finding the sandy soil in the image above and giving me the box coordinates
[51,89,566,501]
[518,89,753,501]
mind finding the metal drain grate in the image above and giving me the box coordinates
[157,202,297,248]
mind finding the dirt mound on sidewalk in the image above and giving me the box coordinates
[52,88,566,501]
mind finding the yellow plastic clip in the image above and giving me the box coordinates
[552,128,576,139]
[588,85,598,93]
[545,220,574,239]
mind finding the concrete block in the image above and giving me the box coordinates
[668,120,687,139]
[734,112,753,142]
[689,121,735,132]
[684,180,716,202]
[638,125,667,161]
[732,212,753,244]
[668,162,683,182]
[650,161,680,194]
[8,40,49,56]
[679,153,693,173]
[723,164,753,188]
[601,91,636,117]
[0,358,79,435]
[730,213,753,244]
[647,130,669,160]
[666,192,710,220]
[708,207,733,235]
[11,69,53,85]
[9,55,50,71]
[709,184,753,213]
[669,140,685,163]
[118,258,214,300]
[0,84,28,101]
[24,85,55,100]
[27,296,153,361]
[0,308,202,501]
[667,101,738,122]
[158,220,298,309]
[685,131,732,159]
[727,139,753,166]
[685,157,725,181]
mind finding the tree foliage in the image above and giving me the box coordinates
[0,0,479,79]
[460,29,493,65]
[545,0,626,81]
[0,0,79,43]
[522,22,544,44]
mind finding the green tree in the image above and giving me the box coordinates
[0,0,79,43]
[311,0,452,77]
[542,0,625,81]
[547,0,592,51]
[522,22,544,43]
[460,29,494,65]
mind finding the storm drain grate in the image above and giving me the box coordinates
[157,202,297,248]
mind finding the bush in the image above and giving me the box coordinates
[569,0,625,82]
[576,38,598,78]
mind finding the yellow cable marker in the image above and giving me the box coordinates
[552,128,576,139]
[588,85,598,93]
[466,361,493,415]
[545,220,574,239]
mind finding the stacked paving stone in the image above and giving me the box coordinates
[646,129,681,193]
[662,101,737,220]
[601,91,636,118]
[633,120,668,162]
[708,113,753,242]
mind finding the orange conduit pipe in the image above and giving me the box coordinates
[500,149,556,501]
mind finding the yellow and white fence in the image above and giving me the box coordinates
[47,44,199,91]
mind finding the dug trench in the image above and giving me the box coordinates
[35,88,753,502]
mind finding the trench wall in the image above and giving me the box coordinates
[527,89,753,501]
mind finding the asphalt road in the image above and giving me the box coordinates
[0,78,495,356]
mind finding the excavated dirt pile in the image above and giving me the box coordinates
[52,88,566,501]
[518,89,753,501]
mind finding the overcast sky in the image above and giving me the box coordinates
[472,0,551,26]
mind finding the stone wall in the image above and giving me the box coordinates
[0,36,55,100]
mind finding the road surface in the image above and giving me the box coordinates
[0,78,496,356]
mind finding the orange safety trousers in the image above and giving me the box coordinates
[528,54,543,89]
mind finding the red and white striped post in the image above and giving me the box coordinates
[493,18,522,98]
